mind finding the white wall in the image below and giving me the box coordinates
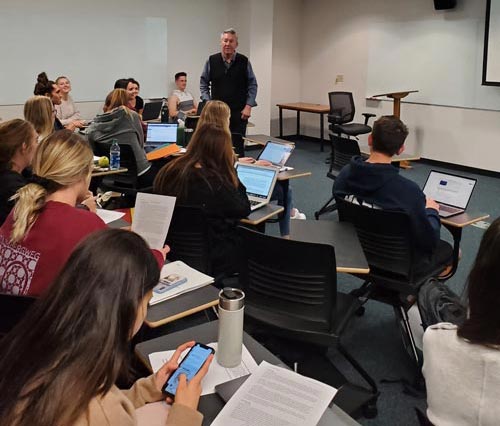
[296,0,500,172]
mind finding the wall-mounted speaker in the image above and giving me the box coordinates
[434,0,457,10]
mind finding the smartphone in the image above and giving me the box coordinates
[162,342,214,398]
[155,274,187,294]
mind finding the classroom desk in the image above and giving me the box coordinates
[91,167,128,177]
[135,321,360,426]
[145,285,219,328]
[441,212,489,280]
[276,102,330,152]
[243,133,291,146]
[358,145,420,168]
[240,204,284,232]
[290,220,370,274]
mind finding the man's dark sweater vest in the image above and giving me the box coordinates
[209,53,248,113]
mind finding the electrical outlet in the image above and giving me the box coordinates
[335,74,344,84]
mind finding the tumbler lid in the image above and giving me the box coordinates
[219,288,245,310]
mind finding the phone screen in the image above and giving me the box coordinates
[163,343,213,396]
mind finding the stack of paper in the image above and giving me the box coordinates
[149,260,214,305]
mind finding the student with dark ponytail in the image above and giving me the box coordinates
[0,228,211,426]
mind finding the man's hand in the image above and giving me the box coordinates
[426,197,440,212]
[241,105,252,120]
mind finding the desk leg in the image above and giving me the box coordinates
[320,113,325,152]
[296,111,301,137]
[279,107,283,138]
[441,224,462,281]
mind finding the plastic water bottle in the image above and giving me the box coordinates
[109,139,120,170]
[217,288,245,367]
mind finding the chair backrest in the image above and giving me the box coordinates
[328,91,355,124]
[330,135,361,173]
[165,205,211,274]
[231,133,245,157]
[336,197,415,281]
[237,226,337,333]
[0,293,37,337]
[94,142,139,187]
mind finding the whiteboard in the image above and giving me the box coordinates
[0,12,167,104]
[484,0,500,84]
[366,18,500,110]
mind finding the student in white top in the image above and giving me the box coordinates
[423,216,500,426]
[55,76,85,129]
[168,72,198,121]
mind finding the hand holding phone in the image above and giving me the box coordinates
[163,342,214,399]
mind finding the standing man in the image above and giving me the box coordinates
[200,28,258,135]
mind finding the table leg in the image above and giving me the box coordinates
[440,224,462,281]
[320,113,325,152]
[296,111,300,137]
[279,107,283,138]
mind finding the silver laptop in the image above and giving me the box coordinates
[257,140,295,171]
[142,100,163,121]
[423,170,477,218]
[235,163,279,211]
[145,123,178,147]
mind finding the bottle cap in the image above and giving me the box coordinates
[219,288,245,311]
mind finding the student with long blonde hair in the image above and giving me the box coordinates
[0,228,211,426]
[23,95,54,141]
[55,75,85,128]
[0,119,37,226]
[154,122,250,275]
[0,130,105,296]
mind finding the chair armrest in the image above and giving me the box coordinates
[362,113,376,125]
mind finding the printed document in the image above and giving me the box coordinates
[211,361,337,426]
[131,193,176,249]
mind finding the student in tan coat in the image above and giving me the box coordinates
[0,228,212,426]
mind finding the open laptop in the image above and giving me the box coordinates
[422,170,477,218]
[235,163,279,211]
[257,140,295,171]
[142,100,163,121]
[145,123,178,147]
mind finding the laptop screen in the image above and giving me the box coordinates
[258,141,294,166]
[423,171,476,209]
[236,164,276,200]
[146,123,178,145]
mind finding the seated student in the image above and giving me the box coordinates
[0,130,105,296]
[334,115,452,274]
[154,122,251,276]
[114,77,144,115]
[23,96,54,141]
[168,72,198,121]
[0,228,211,426]
[55,75,86,128]
[0,119,37,226]
[34,72,80,131]
[87,89,160,187]
[197,100,304,238]
[423,216,500,426]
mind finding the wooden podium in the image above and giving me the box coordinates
[371,90,418,168]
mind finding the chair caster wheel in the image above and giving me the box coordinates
[314,212,320,220]
[363,403,378,419]
[355,306,365,316]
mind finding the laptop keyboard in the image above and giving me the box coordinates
[440,204,462,214]
[249,200,261,206]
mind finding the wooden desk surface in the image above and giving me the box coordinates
[441,212,490,228]
[290,220,370,274]
[277,102,330,113]
[359,145,420,162]
[145,285,219,328]
[243,133,292,146]
[241,204,284,226]
[91,167,128,177]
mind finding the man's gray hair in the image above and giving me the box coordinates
[221,28,238,40]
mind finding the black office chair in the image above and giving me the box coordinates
[237,226,379,417]
[165,205,212,275]
[231,133,245,157]
[328,92,375,139]
[315,135,361,219]
[0,293,37,339]
[94,142,153,200]
[336,197,449,367]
